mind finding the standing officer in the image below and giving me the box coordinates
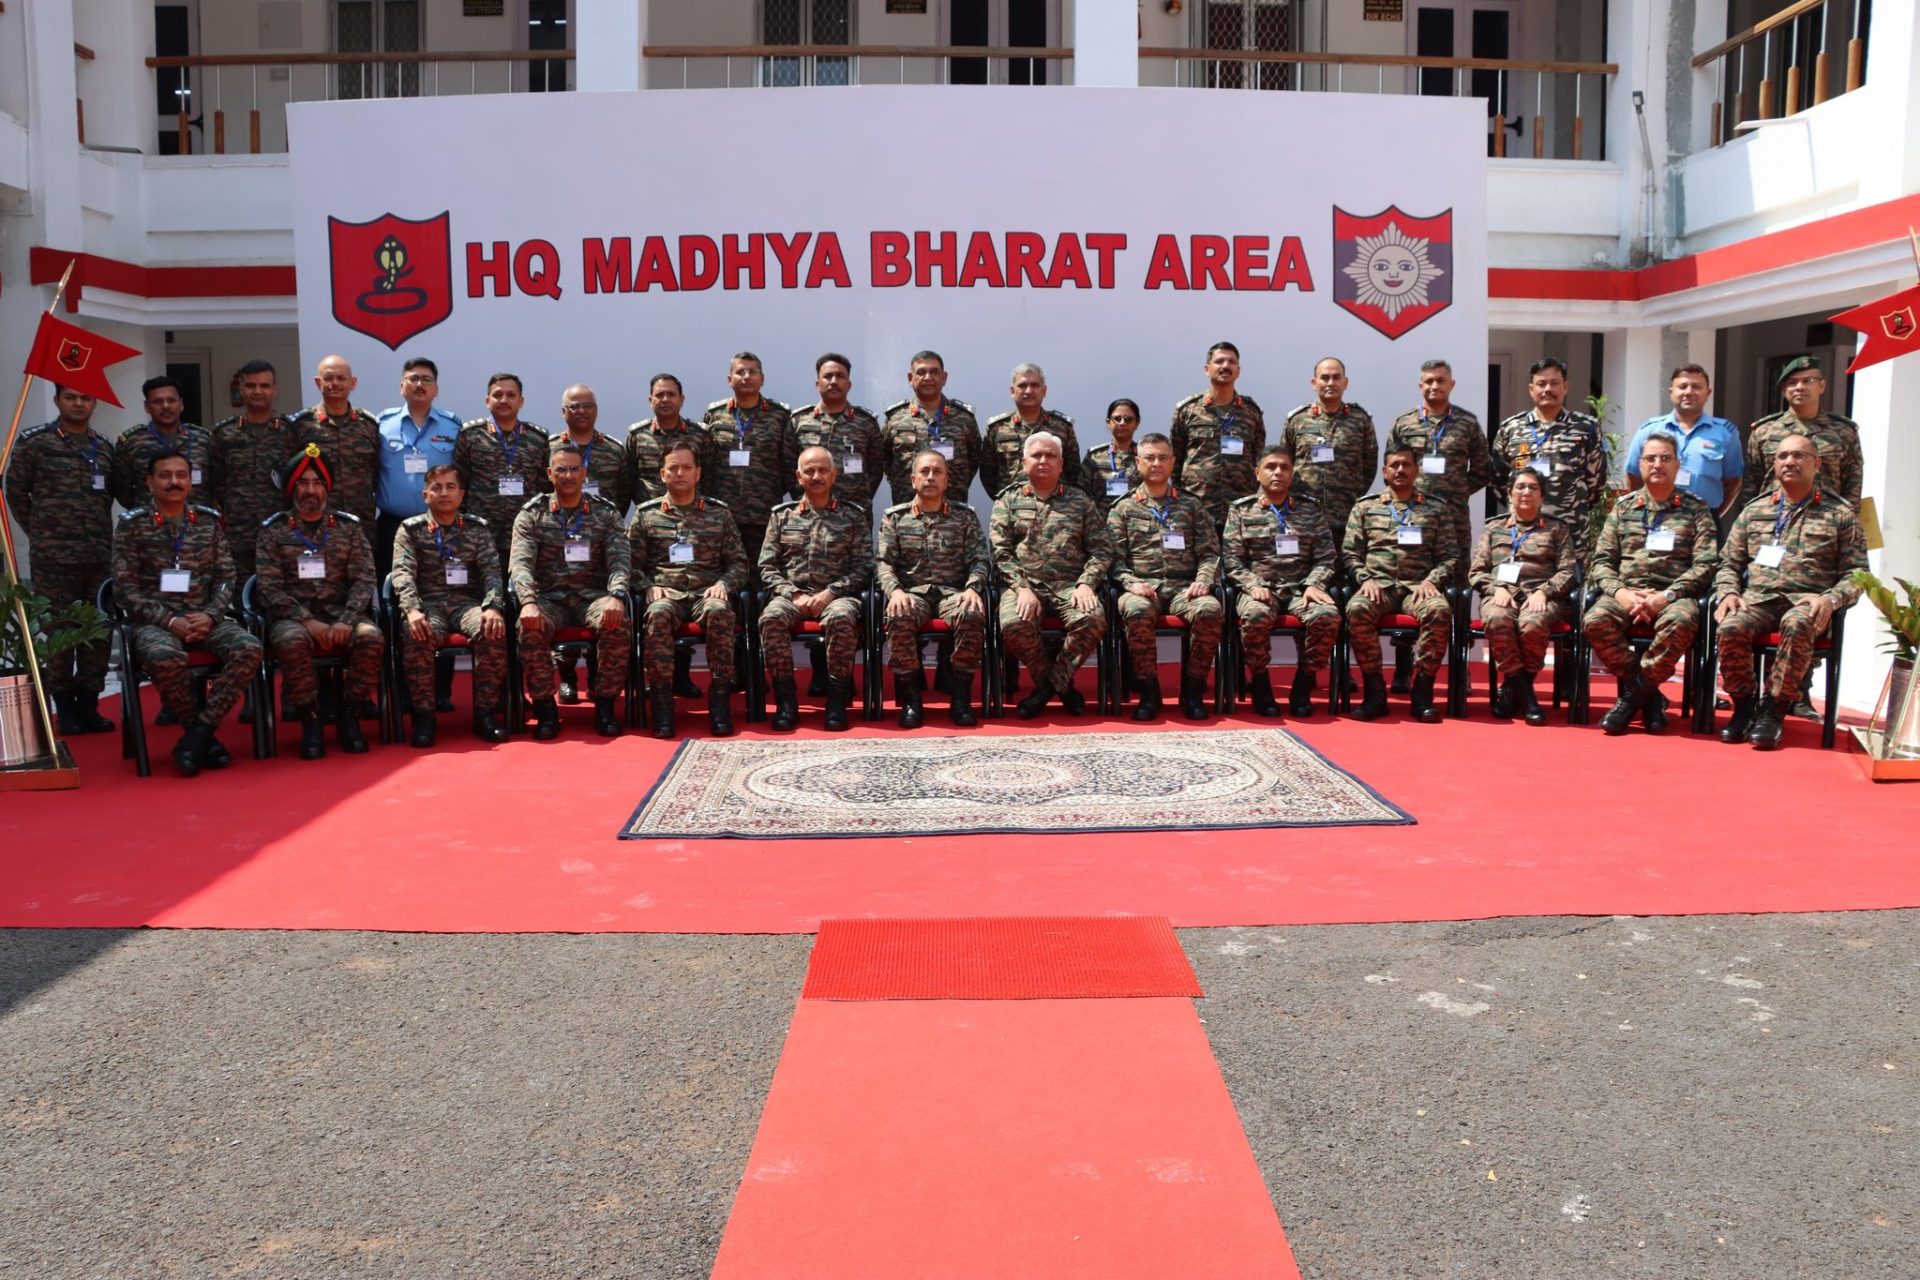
[1343,446,1459,724]
[1740,356,1862,509]
[625,373,707,699]
[1283,357,1379,558]
[8,385,117,734]
[698,351,790,575]
[1467,470,1578,725]
[110,451,261,775]
[877,450,989,728]
[981,363,1082,496]
[556,384,628,510]
[1490,357,1607,557]
[208,360,294,583]
[1586,431,1720,735]
[1081,399,1142,516]
[786,353,885,509]
[288,356,382,528]
[1170,340,1265,527]
[631,440,751,740]
[990,431,1111,719]
[111,376,215,511]
[882,350,981,508]
[1223,444,1339,718]
[256,445,383,760]
[373,357,463,579]
[1623,364,1744,525]
[759,446,874,733]
[1107,432,1222,721]
[390,464,509,747]
[455,372,552,566]
[1713,433,1866,750]
[508,440,630,740]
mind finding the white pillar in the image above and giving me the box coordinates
[1600,326,1663,480]
[576,0,648,92]
[1071,0,1137,88]
[1837,348,1920,714]
[1605,0,1668,263]
[1857,0,1920,198]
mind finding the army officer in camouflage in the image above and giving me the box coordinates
[786,354,885,508]
[1468,470,1578,726]
[1283,357,1379,557]
[110,376,215,511]
[759,447,874,733]
[1741,356,1863,508]
[1223,445,1339,718]
[699,352,791,571]
[1081,399,1143,515]
[288,356,383,527]
[1384,358,1490,581]
[1107,433,1222,722]
[391,464,509,747]
[1343,446,1460,724]
[981,363,1082,496]
[877,450,989,728]
[456,372,552,562]
[882,350,981,508]
[1170,341,1265,526]
[1490,357,1607,556]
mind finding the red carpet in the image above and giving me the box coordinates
[802,916,1201,1000]
[4,673,1916,934]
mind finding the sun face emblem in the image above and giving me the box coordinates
[1341,222,1445,321]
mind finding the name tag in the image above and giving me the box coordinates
[1647,529,1677,552]
[1756,543,1787,568]
[1106,476,1130,496]
[1162,531,1186,551]
[1495,561,1522,584]
[1675,466,1694,486]
[297,552,326,579]
[1274,536,1300,556]
[445,562,469,586]
[932,441,955,459]
[844,456,864,475]
[1421,454,1448,475]
[498,476,525,497]
[1221,437,1245,456]
[669,541,695,564]
[564,539,592,563]
[403,452,428,475]
[1529,457,1554,475]
[91,473,107,491]
[1310,444,1335,464]
[729,449,752,468]
[159,569,192,594]
[583,481,601,498]
[1396,527,1424,546]
[190,467,203,486]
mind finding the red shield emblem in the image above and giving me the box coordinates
[328,212,453,349]
[1333,206,1453,340]
[1882,306,1916,342]
[58,341,92,373]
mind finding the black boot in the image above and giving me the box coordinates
[170,721,212,777]
[1513,672,1545,725]
[1748,697,1788,750]
[1390,644,1413,694]
[824,677,852,732]
[202,735,233,769]
[532,698,561,741]
[1718,695,1755,744]
[770,678,800,733]
[650,687,676,740]
[807,643,829,697]
[409,710,437,749]
[1131,675,1163,722]
[1410,671,1444,724]
[475,709,508,743]
[672,648,702,697]
[435,653,457,712]
[1289,669,1317,717]
[1180,674,1209,721]
[896,670,925,729]
[1788,669,1819,721]
[558,658,580,705]
[1248,672,1280,718]
[949,671,978,727]
[1491,672,1516,721]
[594,698,622,738]
[1353,672,1388,721]
[54,693,84,736]
[709,680,736,737]
[337,700,369,753]
[1056,676,1087,717]
[296,707,325,761]
[1641,687,1670,734]
[1599,674,1643,735]
[74,693,113,734]
[1016,680,1054,720]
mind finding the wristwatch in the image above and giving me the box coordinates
[1662,588,1678,603]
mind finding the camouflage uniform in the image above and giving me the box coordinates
[454,418,553,561]
[1342,492,1459,675]
[1489,409,1607,556]
[1170,393,1266,527]
[875,498,989,677]
[1106,485,1223,682]
[207,413,294,581]
[624,418,709,508]
[1467,514,1578,677]
[1080,443,1140,515]
[390,513,507,711]
[786,404,886,507]
[757,498,874,683]
[1385,405,1490,584]
[989,482,1112,693]
[882,398,981,507]
[507,496,631,702]
[110,504,261,728]
[981,409,1082,497]
[6,420,115,696]
[1282,402,1379,559]
[110,422,215,511]
[698,397,791,563]
[1222,492,1340,674]
[255,508,383,710]
[287,405,382,526]
[1741,410,1863,507]
[629,496,750,688]
[1714,489,1866,702]
[1584,490,1720,685]
[556,430,630,511]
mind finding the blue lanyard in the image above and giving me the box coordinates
[293,521,330,556]
[555,503,587,540]
[1218,409,1237,438]
[1269,498,1292,535]
[732,408,751,449]
[1509,520,1538,561]
[1145,495,1174,529]
[1773,496,1812,543]
[926,403,943,442]
[72,430,102,472]
[1643,499,1672,534]
[166,516,189,567]
[1110,451,1136,483]
[1424,410,1452,448]
[579,437,595,474]
[1527,417,1551,457]
[496,423,521,471]
[1389,501,1416,530]
[149,424,189,463]
[432,520,460,560]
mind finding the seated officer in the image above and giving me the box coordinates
[1343,445,1459,723]
[257,445,383,759]
[391,464,509,747]
[760,446,874,732]
[990,431,1113,719]
[1224,444,1339,717]
[1107,432,1223,721]
[877,449,989,728]
[109,450,263,775]
[1585,430,1720,735]
[630,440,750,739]
[1712,432,1867,750]
[508,440,630,740]
[1468,470,1577,725]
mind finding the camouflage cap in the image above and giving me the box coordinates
[1776,355,1823,390]
[279,441,332,495]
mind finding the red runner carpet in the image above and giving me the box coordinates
[802,916,1203,1000]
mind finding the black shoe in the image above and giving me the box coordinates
[1718,695,1755,744]
[155,704,178,727]
[1516,673,1545,726]
[824,677,852,732]
[1057,684,1087,717]
[202,735,233,769]
[1180,675,1209,721]
[896,670,925,730]
[594,698,622,738]
[1289,670,1317,717]
[1411,671,1444,724]
[709,680,736,737]
[1131,676,1162,722]
[1353,672,1388,721]
[53,692,83,736]
[337,702,369,754]
[1491,672,1517,721]
[950,671,978,727]
[1600,675,1643,736]
[475,710,508,743]
[532,698,560,741]
[1748,698,1788,750]
[1016,684,1054,720]
[1248,672,1280,718]
[770,677,800,733]
[296,709,325,761]
[170,722,212,777]
[1788,698,1820,722]
[650,687,676,740]
[410,710,438,749]
[673,649,702,698]
[73,694,114,734]
[1641,689,1670,734]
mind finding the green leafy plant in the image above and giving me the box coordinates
[0,570,110,678]
[1584,391,1624,547]
[1851,569,1920,661]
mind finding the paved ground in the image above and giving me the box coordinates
[3,911,1915,1279]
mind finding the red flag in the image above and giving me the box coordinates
[1831,282,1920,376]
[22,312,142,407]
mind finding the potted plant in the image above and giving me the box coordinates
[0,570,110,765]
[1851,568,1920,759]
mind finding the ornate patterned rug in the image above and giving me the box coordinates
[620,729,1413,840]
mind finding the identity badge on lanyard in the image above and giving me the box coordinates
[1527,422,1553,474]
[1495,523,1531,583]
[927,407,954,459]
[496,427,524,494]
[730,410,753,467]
[295,523,328,579]
[1757,498,1805,568]
[160,518,192,592]
[669,531,695,565]
[435,525,468,585]
[580,441,601,497]
[1392,504,1423,545]
[1106,460,1131,497]
[83,436,108,489]
[1219,412,1244,457]
[560,507,592,562]
[402,426,428,474]
[1422,416,1450,473]
[1645,504,1677,552]
[844,452,864,475]
[1271,500,1298,557]
[1311,441,1335,464]
[1150,499,1184,551]
[498,474,525,497]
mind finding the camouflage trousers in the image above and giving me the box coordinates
[1116,585,1222,681]
[402,604,507,709]
[1236,591,1339,674]
[131,619,262,728]
[229,542,258,590]
[1345,584,1451,675]
[1584,595,1700,685]
[1716,596,1832,702]
[997,583,1107,693]
[642,591,736,688]
[760,595,862,682]
[268,619,384,709]
[885,591,985,676]
[519,597,629,702]
[29,567,111,694]
[1479,598,1572,676]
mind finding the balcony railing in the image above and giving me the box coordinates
[143,50,574,156]
[640,44,1075,89]
[1692,0,1868,147]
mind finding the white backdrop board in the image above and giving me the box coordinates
[290,86,1486,511]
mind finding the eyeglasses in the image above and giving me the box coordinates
[1108,415,1138,425]
[402,375,436,385]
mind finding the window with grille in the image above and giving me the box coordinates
[335,0,421,100]
[764,0,852,87]
[1198,0,1295,91]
